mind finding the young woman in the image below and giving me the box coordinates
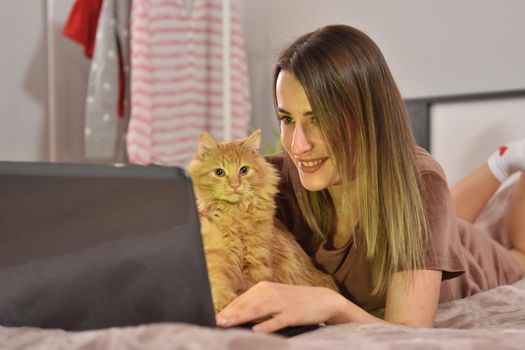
[215,24,525,332]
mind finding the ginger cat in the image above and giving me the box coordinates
[188,130,338,313]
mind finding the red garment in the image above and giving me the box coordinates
[64,0,126,117]
[63,0,103,59]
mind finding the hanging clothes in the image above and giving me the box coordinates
[126,0,252,167]
[63,0,103,59]
[84,0,132,161]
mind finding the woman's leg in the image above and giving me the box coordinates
[508,172,525,271]
[451,164,501,223]
[451,138,525,223]
[452,167,525,271]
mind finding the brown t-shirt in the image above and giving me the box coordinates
[265,148,524,312]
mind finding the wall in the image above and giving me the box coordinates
[1,0,524,176]
[0,0,89,163]
[238,0,525,155]
[431,97,525,186]
[0,0,49,161]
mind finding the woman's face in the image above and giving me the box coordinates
[275,70,341,192]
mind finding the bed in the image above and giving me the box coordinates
[1,276,524,349]
[1,181,524,349]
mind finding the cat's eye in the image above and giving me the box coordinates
[214,168,225,177]
[239,166,249,175]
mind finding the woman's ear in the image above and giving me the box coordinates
[243,129,262,155]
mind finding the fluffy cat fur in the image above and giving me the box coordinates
[188,130,338,313]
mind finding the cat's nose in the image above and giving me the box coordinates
[230,181,240,191]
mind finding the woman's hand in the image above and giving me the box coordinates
[215,269,442,332]
[215,281,350,333]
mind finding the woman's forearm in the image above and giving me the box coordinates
[326,292,386,325]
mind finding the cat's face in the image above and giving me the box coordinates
[188,130,276,205]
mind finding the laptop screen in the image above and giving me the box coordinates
[0,161,215,330]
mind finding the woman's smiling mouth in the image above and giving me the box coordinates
[297,158,328,173]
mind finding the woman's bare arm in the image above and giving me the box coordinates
[329,269,442,327]
[216,269,442,332]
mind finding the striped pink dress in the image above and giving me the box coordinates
[127,0,251,166]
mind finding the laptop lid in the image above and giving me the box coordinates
[0,161,215,330]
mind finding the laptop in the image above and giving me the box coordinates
[0,160,318,336]
[0,160,215,330]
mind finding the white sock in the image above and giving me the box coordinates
[487,138,525,183]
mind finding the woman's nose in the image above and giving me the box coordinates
[291,124,313,156]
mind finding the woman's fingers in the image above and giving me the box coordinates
[252,313,290,333]
[217,302,276,327]
[216,282,342,332]
[216,282,280,327]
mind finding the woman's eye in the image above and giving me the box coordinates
[310,116,319,125]
[214,168,225,177]
[239,166,249,175]
[278,115,293,125]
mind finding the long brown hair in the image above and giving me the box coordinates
[273,24,428,295]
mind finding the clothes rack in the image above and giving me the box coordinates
[46,0,57,162]
[222,0,232,141]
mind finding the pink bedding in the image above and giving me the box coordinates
[1,183,523,349]
[1,278,525,350]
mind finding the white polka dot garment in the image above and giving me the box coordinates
[84,0,132,161]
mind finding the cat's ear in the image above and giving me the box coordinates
[197,132,218,158]
[243,129,262,155]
